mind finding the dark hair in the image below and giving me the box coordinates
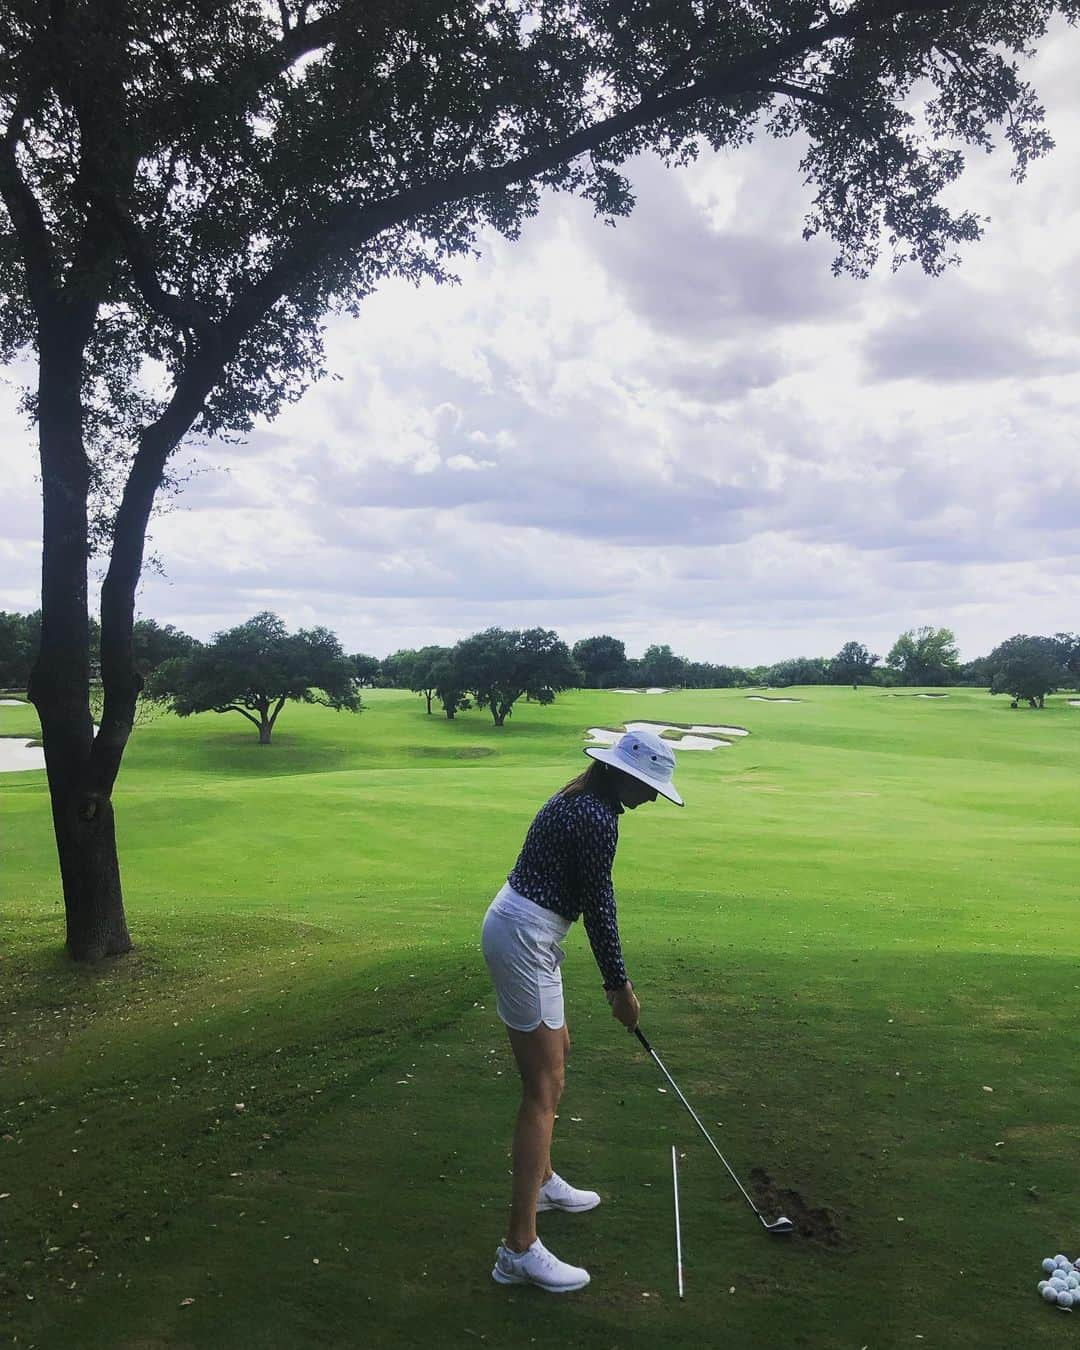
[559,757,621,802]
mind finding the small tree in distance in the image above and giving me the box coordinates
[455,627,579,727]
[147,612,359,743]
[350,653,382,687]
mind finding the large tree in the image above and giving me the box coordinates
[454,626,579,726]
[830,640,880,685]
[3,2,1074,959]
[571,635,627,688]
[886,626,961,685]
[146,611,360,743]
[986,633,1067,708]
[638,643,687,687]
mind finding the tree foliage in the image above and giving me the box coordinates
[830,640,880,684]
[986,633,1068,707]
[350,653,382,687]
[146,611,359,742]
[0,610,41,688]
[131,618,198,676]
[886,626,960,685]
[571,635,627,688]
[453,626,579,725]
[766,655,832,686]
[5,0,1076,958]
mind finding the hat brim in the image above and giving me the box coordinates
[584,745,684,806]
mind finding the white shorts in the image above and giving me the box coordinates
[481,882,573,1032]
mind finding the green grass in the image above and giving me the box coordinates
[2,686,1079,1348]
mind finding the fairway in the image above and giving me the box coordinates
[2,686,1078,1348]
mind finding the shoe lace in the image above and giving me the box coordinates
[532,1242,559,1273]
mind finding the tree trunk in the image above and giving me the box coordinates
[31,307,133,962]
[259,718,273,743]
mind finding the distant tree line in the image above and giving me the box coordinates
[3,615,1077,725]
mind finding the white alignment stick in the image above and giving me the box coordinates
[672,1144,685,1299]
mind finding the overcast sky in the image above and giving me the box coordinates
[2,25,1079,666]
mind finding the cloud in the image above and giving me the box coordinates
[862,282,1080,384]
[4,25,1080,669]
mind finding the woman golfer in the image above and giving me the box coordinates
[481,728,683,1292]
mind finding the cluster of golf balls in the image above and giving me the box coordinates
[1038,1255,1080,1310]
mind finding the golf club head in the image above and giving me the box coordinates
[762,1216,795,1235]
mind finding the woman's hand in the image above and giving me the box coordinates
[606,981,640,1031]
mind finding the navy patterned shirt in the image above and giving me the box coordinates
[508,789,629,991]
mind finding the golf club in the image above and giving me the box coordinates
[635,1027,795,1235]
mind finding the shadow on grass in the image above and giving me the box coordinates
[6,945,1080,1349]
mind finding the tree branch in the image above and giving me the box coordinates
[225,0,972,347]
[0,80,61,305]
[760,79,884,140]
[221,705,263,728]
[80,185,220,342]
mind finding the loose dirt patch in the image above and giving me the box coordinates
[750,1168,844,1246]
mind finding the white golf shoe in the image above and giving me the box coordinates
[536,1171,601,1214]
[491,1238,591,1293]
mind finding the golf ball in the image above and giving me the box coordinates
[1058,1291,1074,1308]
[1067,1275,1080,1290]
[1056,1255,1071,1268]
[1044,1257,1059,1274]
[1044,1285,1061,1303]
[1051,1277,1068,1291]
[1039,1281,1051,1293]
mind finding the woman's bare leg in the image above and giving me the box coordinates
[504,1022,567,1252]
[541,1024,570,1183]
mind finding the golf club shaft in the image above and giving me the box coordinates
[671,1144,685,1299]
[635,1027,766,1225]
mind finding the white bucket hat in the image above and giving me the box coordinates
[585,728,684,806]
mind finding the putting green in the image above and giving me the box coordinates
[2,685,1078,1348]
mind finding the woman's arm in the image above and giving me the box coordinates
[572,801,630,992]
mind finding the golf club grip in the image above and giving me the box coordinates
[634,1027,653,1053]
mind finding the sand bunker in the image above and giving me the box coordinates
[0,698,27,706]
[746,695,801,703]
[0,738,44,772]
[1069,700,1080,707]
[611,687,670,694]
[0,720,98,773]
[585,720,742,750]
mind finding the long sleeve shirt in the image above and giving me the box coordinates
[507,789,629,990]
